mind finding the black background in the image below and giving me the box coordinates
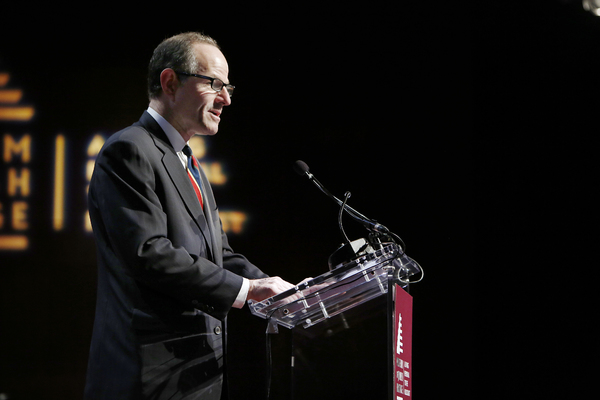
[1,0,596,399]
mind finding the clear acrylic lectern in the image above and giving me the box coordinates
[248,240,421,399]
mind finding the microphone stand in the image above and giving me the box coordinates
[300,167,390,234]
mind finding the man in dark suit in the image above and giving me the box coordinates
[84,32,297,400]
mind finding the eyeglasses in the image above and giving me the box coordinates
[174,71,235,97]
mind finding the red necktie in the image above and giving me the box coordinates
[183,145,204,209]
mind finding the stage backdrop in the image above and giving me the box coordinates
[0,4,473,399]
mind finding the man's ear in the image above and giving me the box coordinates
[159,68,179,98]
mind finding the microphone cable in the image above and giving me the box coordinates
[338,191,352,247]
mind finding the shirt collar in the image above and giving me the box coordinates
[147,107,187,152]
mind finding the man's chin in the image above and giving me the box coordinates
[189,126,219,138]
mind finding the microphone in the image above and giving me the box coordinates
[292,159,310,177]
[293,160,389,233]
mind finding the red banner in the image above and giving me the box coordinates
[394,285,413,399]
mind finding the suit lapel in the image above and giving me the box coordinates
[137,112,215,260]
[197,165,223,267]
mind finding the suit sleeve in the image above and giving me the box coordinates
[89,137,243,319]
[219,224,269,280]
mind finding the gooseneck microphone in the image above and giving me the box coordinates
[293,160,389,233]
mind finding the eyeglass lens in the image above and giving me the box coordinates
[212,79,234,97]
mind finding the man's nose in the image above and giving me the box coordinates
[216,88,232,106]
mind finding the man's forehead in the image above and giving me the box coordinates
[193,43,228,74]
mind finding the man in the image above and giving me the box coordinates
[84,32,297,400]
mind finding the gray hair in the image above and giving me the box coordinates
[147,32,220,99]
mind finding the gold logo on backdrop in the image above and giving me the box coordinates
[0,72,34,122]
[0,72,34,250]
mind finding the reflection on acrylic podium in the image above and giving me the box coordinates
[249,241,419,399]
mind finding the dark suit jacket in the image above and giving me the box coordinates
[84,111,267,400]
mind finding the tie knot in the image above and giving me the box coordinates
[182,145,193,157]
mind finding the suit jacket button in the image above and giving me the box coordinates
[214,326,222,335]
